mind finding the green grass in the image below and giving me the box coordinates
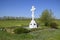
[0,20,60,40]
[0,20,30,27]
[0,19,60,27]
[0,29,60,40]
[30,29,60,40]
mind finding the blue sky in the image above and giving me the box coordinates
[0,0,60,19]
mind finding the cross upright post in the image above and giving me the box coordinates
[31,6,36,20]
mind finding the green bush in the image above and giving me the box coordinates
[30,28,41,32]
[50,22,58,29]
[14,27,30,34]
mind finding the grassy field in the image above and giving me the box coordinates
[0,20,30,27]
[0,20,60,40]
[0,29,60,40]
[0,19,60,28]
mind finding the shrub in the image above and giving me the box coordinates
[14,27,30,34]
[50,22,58,29]
[30,28,41,32]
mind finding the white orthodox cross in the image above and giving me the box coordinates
[29,6,37,28]
[31,6,36,20]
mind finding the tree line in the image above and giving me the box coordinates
[0,16,31,20]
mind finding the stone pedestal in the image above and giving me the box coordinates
[29,20,37,28]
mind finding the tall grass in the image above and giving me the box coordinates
[0,29,60,40]
[0,20,30,27]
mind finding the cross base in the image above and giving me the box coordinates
[29,20,37,28]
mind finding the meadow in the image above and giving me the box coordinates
[0,20,30,27]
[0,19,60,40]
[0,19,60,28]
[0,28,60,40]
